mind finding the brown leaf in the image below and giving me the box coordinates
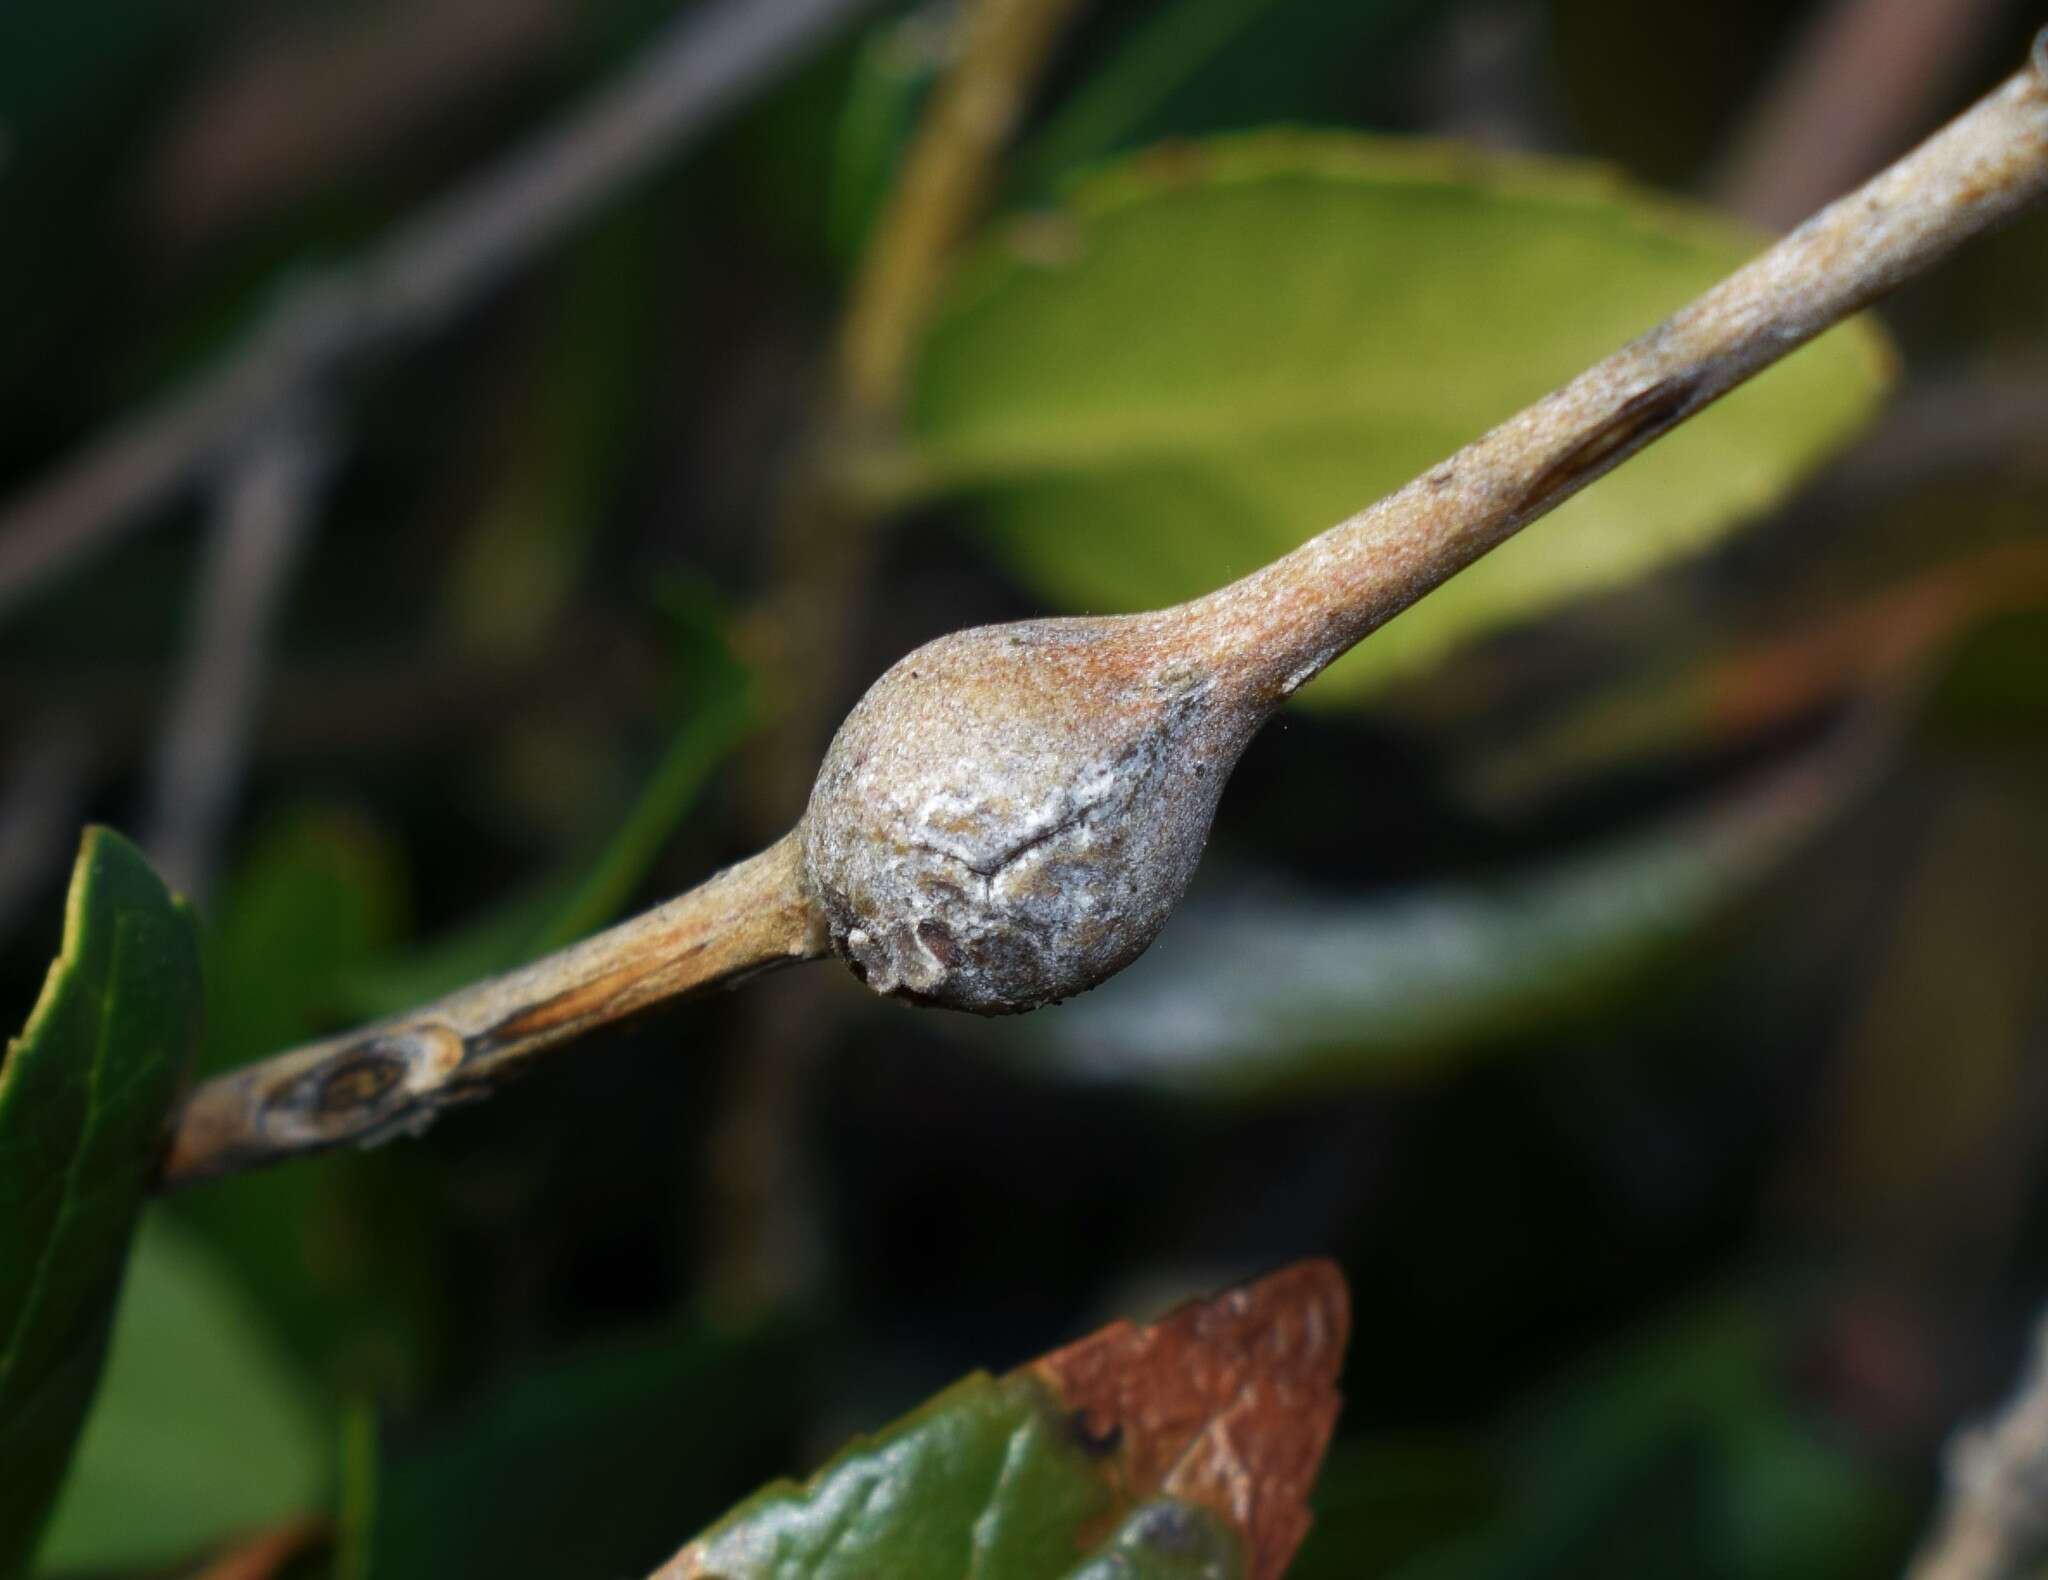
[1027,1259,1350,1580]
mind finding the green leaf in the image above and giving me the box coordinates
[0,827,202,1576]
[666,1369,1139,1580]
[906,134,1893,697]
[825,6,945,268]
[34,1212,330,1575]
[660,1262,1348,1580]
[1011,730,1870,1095]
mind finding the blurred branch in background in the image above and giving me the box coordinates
[147,0,572,248]
[1913,1310,2048,1580]
[1717,0,2018,229]
[709,0,1092,1316]
[143,413,335,901]
[755,0,1094,814]
[1461,533,2048,812]
[0,0,877,618]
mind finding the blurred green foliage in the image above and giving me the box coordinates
[2,0,2047,1576]
[38,1213,330,1575]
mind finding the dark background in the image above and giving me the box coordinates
[4,0,2047,1574]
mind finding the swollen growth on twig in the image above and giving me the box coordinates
[158,32,2048,1186]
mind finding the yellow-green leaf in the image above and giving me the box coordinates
[906,133,1893,698]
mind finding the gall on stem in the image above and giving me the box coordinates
[160,35,2048,1184]
[800,35,2048,1010]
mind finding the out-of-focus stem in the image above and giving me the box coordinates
[144,414,332,900]
[0,0,875,616]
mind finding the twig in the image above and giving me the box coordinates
[149,0,569,245]
[158,31,2048,1187]
[834,0,1089,418]
[161,833,826,1186]
[1717,0,2016,229]
[1181,37,2048,701]
[143,413,333,900]
[0,0,877,617]
[1910,1308,2048,1580]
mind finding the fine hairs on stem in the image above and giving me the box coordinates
[159,32,2048,1187]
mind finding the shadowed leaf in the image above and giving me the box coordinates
[1013,0,1443,194]
[370,1318,811,1580]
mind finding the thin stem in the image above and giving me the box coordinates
[159,833,827,1188]
[0,0,876,616]
[1188,42,2048,704]
[1910,1308,2048,1580]
[834,0,1089,418]
[1715,0,2014,230]
[144,413,333,900]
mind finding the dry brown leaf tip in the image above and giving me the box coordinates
[1028,1259,1352,1580]
[183,1517,328,1580]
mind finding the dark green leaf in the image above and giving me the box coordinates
[826,5,946,268]
[670,1368,1139,1580]
[0,828,202,1576]
[908,134,1891,697]
[371,1318,811,1580]
[1015,0,1442,194]
[1471,1298,1897,1580]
